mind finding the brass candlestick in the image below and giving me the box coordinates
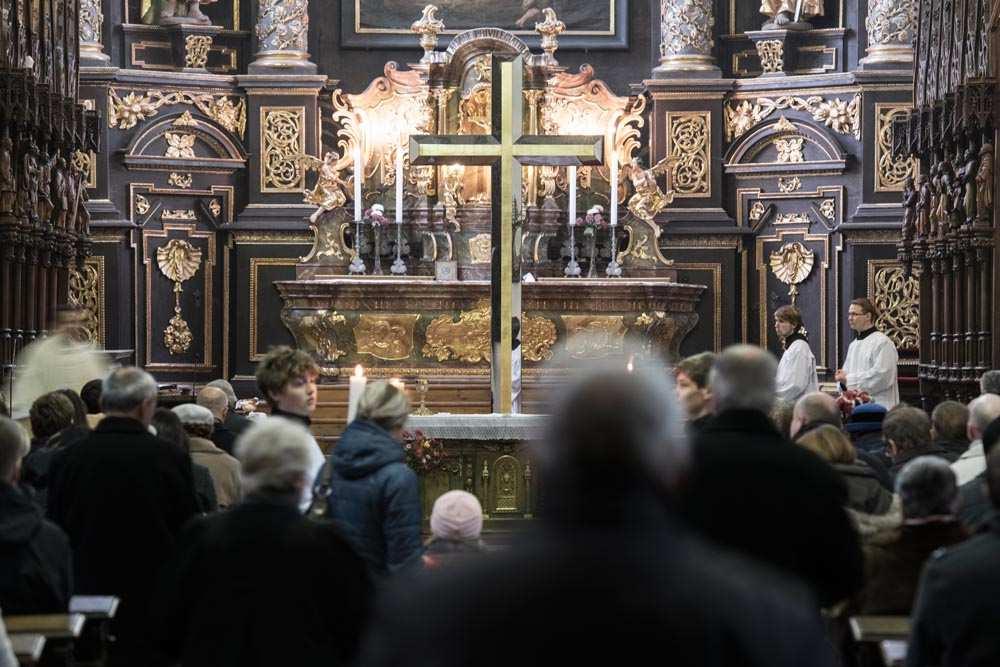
[412,378,434,415]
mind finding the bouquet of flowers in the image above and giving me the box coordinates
[576,204,607,237]
[836,389,872,421]
[400,430,445,474]
[364,203,388,227]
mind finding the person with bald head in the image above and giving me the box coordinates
[952,393,1000,485]
[204,379,254,440]
[683,346,863,607]
[197,386,237,455]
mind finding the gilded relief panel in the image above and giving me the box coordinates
[562,315,627,359]
[666,111,711,197]
[874,103,918,192]
[354,314,420,361]
[867,260,920,354]
[260,106,306,193]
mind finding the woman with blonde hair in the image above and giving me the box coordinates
[325,381,422,579]
[796,424,892,515]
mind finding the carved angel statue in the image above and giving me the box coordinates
[142,0,217,26]
[157,239,203,284]
[760,0,824,29]
[769,241,815,305]
[976,143,993,223]
[300,152,351,223]
[957,146,979,225]
[936,161,955,233]
[916,173,931,238]
[0,134,14,214]
[900,175,917,243]
[622,156,679,222]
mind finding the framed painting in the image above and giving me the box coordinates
[341,0,628,50]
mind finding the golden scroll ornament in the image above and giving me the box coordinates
[157,239,202,355]
[769,241,814,305]
[184,35,212,69]
[422,301,491,363]
[354,314,420,361]
[108,88,246,138]
[521,314,557,362]
[872,266,919,351]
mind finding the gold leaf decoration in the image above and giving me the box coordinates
[724,94,861,142]
[769,241,815,305]
[68,263,101,345]
[354,314,419,361]
[775,136,805,163]
[562,315,626,359]
[292,310,347,362]
[164,312,194,355]
[108,88,246,138]
[521,314,557,362]
[165,132,196,158]
[468,234,491,264]
[168,172,192,188]
[873,266,919,351]
[157,239,202,284]
[422,301,491,363]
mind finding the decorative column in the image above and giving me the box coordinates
[652,0,720,78]
[78,0,110,64]
[249,0,317,74]
[859,0,916,69]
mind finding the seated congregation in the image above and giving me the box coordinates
[1,345,1000,666]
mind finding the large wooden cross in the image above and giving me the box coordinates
[411,54,603,414]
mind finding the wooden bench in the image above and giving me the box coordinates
[69,597,119,666]
[850,616,910,667]
[9,634,45,666]
[3,615,84,667]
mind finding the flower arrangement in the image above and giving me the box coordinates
[576,204,608,237]
[401,430,446,473]
[364,203,388,227]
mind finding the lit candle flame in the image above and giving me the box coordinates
[354,364,364,378]
[626,356,634,373]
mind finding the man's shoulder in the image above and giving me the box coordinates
[925,530,1000,577]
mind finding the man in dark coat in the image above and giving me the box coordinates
[359,362,837,667]
[154,418,372,667]
[47,367,199,666]
[884,406,958,479]
[683,346,864,608]
[931,400,971,459]
[204,379,254,440]
[955,417,1000,532]
[908,447,1000,666]
[197,386,238,455]
[0,416,72,614]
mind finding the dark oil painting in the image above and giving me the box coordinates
[355,0,615,34]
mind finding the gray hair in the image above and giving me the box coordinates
[101,367,158,413]
[980,370,1000,396]
[794,392,843,429]
[882,406,932,452]
[0,416,29,481]
[205,379,238,409]
[172,403,215,428]
[709,345,778,414]
[968,393,1000,435]
[357,381,410,431]
[541,359,689,495]
[896,456,958,518]
[235,418,315,495]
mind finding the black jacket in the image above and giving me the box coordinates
[0,483,72,614]
[223,412,253,440]
[359,493,837,667]
[834,460,894,515]
[684,408,864,607]
[908,516,1000,666]
[154,493,373,667]
[47,416,199,662]
[209,422,238,456]
[956,474,994,533]
[889,444,959,479]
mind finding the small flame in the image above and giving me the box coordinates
[626,356,634,373]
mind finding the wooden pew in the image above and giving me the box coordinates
[849,616,910,667]
[3,615,84,667]
[9,634,45,666]
[69,597,119,666]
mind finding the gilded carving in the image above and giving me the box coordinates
[135,194,151,215]
[108,88,247,138]
[819,199,835,221]
[875,104,916,192]
[168,172,193,188]
[866,0,916,49]
[354,314,419,361]
[174,111,198,127]
[410,5,445,59]
[666,112,710,197]
[162,209,197,220]
[756,40,784,73]
[72,150,95,188]
[288,310,347,362]
[165,132,196,158]
[775,212,810,225]
[775,136,804,163]
[521,314,557,362]
[157,239,203,355]
[492,455,520,513]
[423,302,491,363]
[660,0,715,58]
[749,200,766,223]
[634,311,681,359]
[300,151,351,223]
[562,315,627,359]
[534,8,565,60]
[68,262,102,345]
[468,234,492,264]
[871,265,919,351]
[209,199,222,217]
[184,34,212,68]
[256,0,309,53]
[261,107,305,193]
[778,176,801,192]
[79,0,104,46]
[769,241,814,305]
[724,95,861,142]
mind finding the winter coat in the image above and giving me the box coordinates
[889,444,959,479]
[154,493,373,667]
[188,436,241,509]
[834,460,894,515]
[326,419,422,578]
[0,483,72,614]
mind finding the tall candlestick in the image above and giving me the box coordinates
[353,146,363,222]
[609,153,618,226]
[568,166,577,223]
[564,166,581,277]
[395,147,403,224]
[347,364,367,422]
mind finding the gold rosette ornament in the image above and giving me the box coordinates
[157,239,203,354]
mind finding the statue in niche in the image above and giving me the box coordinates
[36,155,52,225]
[18,145,38,221]
[759,0,824,30]
[142,0,217,26]
[935,161,954,236]
[956,146,978,226]
[928,163,941,237]
[0,134,15,214]
[901,175,916,242]
[976,143,993,223]
[916,173,932,238]
[50,157,68,228]
[300,152,352,224]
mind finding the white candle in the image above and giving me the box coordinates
[347,364,367,422]
[568,166,577,225]
[609,152,618,226]
[396,147,404,224]
[389,377,406,393]
[353,146,363,222]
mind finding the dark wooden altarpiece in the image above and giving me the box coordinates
[29,0,997,443]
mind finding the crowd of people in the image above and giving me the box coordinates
[0,298,998,665]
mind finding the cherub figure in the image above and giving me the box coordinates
[622,156,679,222]
[300,151,351,224]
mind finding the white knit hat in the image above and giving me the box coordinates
[430,490,483,541]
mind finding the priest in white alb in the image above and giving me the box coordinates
[773,305,819,403]
[835,298,899,408]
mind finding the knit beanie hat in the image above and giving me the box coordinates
[845,403,887,434]
[430,490,483,541]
